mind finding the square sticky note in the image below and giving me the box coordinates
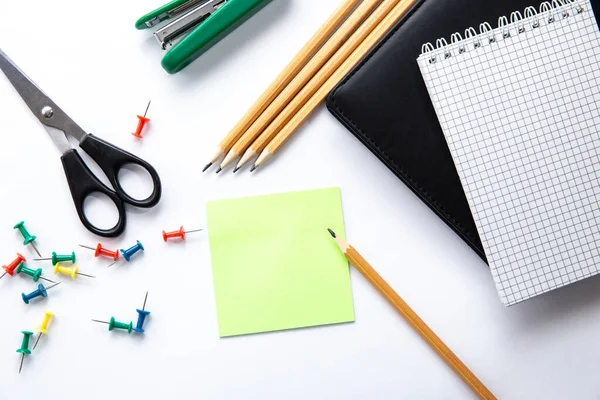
[206,187,355,337]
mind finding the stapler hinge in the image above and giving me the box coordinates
[153,0,227,49]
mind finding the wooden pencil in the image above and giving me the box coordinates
[219,0,383,172]
[202,0,362,172]
[327,229,497,400]
[252,0,416,171]
[233,0,405,172]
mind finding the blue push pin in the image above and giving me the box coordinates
[21,282,61,304]
[121,240,144,261]
[133,291,151,333]
[110,240,144,267]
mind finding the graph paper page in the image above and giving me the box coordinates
[418,0,600,305]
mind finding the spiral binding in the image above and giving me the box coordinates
[421,0,585,64]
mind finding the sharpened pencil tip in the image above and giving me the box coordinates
[327,228,336,238]
[215,167,222,174]
[202,163,212,172]
[250,165,257,172]
[233,167,240,173]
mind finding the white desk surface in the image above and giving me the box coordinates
[1,1,600,399]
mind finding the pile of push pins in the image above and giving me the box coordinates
[6,221,203,374]
[79,240,147,267]
[34,252,96,279]
[1,221,63,303]
[1,252,62,304]
[93,292,151,334]
[16,311,55,373]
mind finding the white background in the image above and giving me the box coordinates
[1,0,599,399]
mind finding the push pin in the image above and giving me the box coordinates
[162,226,203,242]
[15,263,56,283]
[79,243,119,261]
[132,100,151,139]
[14,221,41,257]
[133,291,151,333]
[33,311,55,350]
[22,282,61,304]
[34,251,75,266]
[54,263,95,279]
[109,240,144,267]
[1,253,26,280]
[17,331,33,374]
[92,317,133,334]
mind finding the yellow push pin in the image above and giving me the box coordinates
[33,311,54,349]
[53,263,95,279]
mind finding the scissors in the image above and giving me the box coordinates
[0,49,162,237]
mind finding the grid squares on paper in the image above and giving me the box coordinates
[417,0,600,305]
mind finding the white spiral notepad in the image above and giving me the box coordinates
[417,0,600,305]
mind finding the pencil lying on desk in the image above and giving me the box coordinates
[327,229,496,400]
[251,0,416,171]
[232,0,405,172]
[202,0,362,172]
[218,0,383,172]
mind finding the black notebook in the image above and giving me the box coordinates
[327,0,600,262]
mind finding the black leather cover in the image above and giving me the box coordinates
[327,0,600,262]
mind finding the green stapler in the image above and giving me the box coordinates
[136,0,272,74]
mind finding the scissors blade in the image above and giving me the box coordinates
[0,48,88,150]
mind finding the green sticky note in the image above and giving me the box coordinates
[206,187,355,337]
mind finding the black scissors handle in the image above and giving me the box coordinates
[61,150,127,237]
[60,135,162,237]
[79,134,162,208]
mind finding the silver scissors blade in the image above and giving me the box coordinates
[0,48,87,152]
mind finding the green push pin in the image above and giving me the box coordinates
[34,251,76,266]
[16,330,33,374]
[15,263,55,283]
[14,221,41,258]
[92,317,133,334]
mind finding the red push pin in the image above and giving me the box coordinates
[132,100,151,139]
[79,243,119,261]
[1,253,26,280]
[162,226,203,242]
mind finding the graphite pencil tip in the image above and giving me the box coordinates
[232,167,240,174]
[215,167,222,174]
[250,165,257,172]
[327,228,336,238]
[202,163,212,172]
